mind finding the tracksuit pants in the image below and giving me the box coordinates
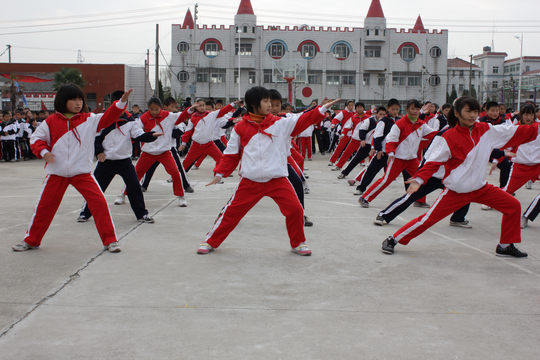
[329,136,350,163]
[312,130,325,154]
[205,177,306,249]
[490,150,511,188]
[335,139,361,169]
[140,148,191,191]
[135,151,184,197]
[1,140,15,161]
[194,139,227,168]
[341,145,371,176]
[182,141,222,172]
[363,157,418,203]
[524,193,540,222]
[24,174,117,247]
[378,177,470,224]
[296,137,312,160]
[355,154,388,192]
[503,163,540,195]
[394,183,521,245]
[291,147,305,172]
[288,164,304,208]
[81,159,148,220]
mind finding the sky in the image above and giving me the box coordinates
[0,0,538,85]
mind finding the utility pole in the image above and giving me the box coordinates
[144,49,149,104]
[238,28,242,100]
[7,44,11,63]
[155,24,159,98]
[469,54,473,96]
[515,34,524,110]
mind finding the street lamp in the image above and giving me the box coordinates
[237,28,242,100]
[514,34,523,109]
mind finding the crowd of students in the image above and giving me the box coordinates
[5,83,540,260]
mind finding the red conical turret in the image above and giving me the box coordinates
[182,9,194,29]
[237,0,254,15]
[366,0,385,18]
[413,15,425,32]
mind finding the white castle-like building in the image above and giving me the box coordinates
[170,0,448,108]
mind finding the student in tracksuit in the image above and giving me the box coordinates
[13,85,132,253]
[1,112,18,162]
[349,99,400,196]
[196,87,339,256]
[381,96,540,258]
[331,102,368,171]
[78,90,162,223]
[328,100,356,166]
[358,99,437,208]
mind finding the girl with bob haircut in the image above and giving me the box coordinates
[197,86,339,256]
[13,84,132,253]
[382,97,540,257]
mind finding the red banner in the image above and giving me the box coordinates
[0,74,53,83]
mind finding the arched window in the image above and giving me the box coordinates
[331,41,352,60]
[177,71,189,83]
[397,42,419,62]
[266,40,288,59]
[430,46,442,58]
[429,75,441,86]
[297,40,320,60]
[177,41,189,54]
[200,39,223,59]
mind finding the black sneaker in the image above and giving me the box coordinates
[138,214,155,223]
[185,186,194,193]
[77,215,88,222]
[358,197,370,208]
[382,236,396,254]
[373,215,388,226]
[304,216,313,227]
[496,243,528,258]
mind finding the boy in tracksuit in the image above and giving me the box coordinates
[196,87,339,256]
[359,99,437,208]
[328,100,356,166]
[78,90,161,223]
[179,99,237,172]
[1,111,18,162]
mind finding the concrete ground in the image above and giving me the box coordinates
[0,154,539,359]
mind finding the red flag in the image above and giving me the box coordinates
[0,74,53,83]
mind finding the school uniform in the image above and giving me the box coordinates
[1,119,18,161]
[329,109,355,163]
[205,107,327,250]
[194,112,236,167]
[479,115,513,188]
[80,112,157,220]
[296,125,314,160]
[341,115,378,176]
[334,113,370,169]
[362,115,437,203]
[25,101,127,248]
[393,122,540,246]
[181,104,234,172]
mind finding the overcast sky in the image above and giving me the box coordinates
[0,0,538,84]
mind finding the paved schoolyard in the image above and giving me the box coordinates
[0,155,539,359]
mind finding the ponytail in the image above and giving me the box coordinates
[447,96,480,128]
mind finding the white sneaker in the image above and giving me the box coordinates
[114,194,125,205]
[521,216,529,229]
[303,184,310,194]
[166,177,173,183]
[106,241,121,253]
[337,173,346,179]
[12,241,39,251]
[481,204,492,211]
[327,162,333,166]
[347,179,356,186]
[354,189,363,196]
[526,180,533,189]
[192,165,199,170]
[178,196,187,207]
[304,167,309,170]
[331,166,341,171]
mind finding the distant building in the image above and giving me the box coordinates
[447,58,483,100]
[170,0,448,108]
[0,63,151,112]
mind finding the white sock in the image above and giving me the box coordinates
[498,243,510,249]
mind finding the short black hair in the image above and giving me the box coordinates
[110,90,124,102]
[163,97,177,107]
[355,102,365,109]
[132,104,139,108]
[447,97,481,128]
[485,101,499,111]
[282,103,292,110]
[520,103,536,115]
[216,99,223,104]
[15,110,23,115]
[406,99,422,109]
[244,86,271,113]
[147,97,162,107]
[54,84,87,114]
[441,103,452,110]
[345,100,355,106]
[387,98,400,108]
[269,89,282,103]
[205,100,215,107]
[2,110,10,116]
[38,110,46,115]
[376,106,386,113]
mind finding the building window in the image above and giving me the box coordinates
[481,60,485,68]
[177,41,189,54]
[332,41,351,60]
[526,65,530,72]
[493,66,499,74]
[342,74,355,85]
[235,43,252,55]
[510,64,516,72]
[516,64,520,71]
[392,72,421,86]
[364,46,381,58]
[308,71,322,84]
[263,69,272,83]
[492,81,499,89]
[504,66,509,73]
[429,75,441,86]
[243,25,248,33]
[326,75,340,85]
[452,84,456,91]
[471,71,475,78]
[234,71,239,84]
[459,84,464,93]
[366,29,370,36]
[197,73,209,83]
[375,29,379,36]
[363,73,370,86]
[301,44,317,59]
[429,46,442,58]
[211,69,226,83]
[400,46,416,61]
[452,70,455,77]
[252,26,255,33]
[268,42,286,59]
[459,70,464,77]
[177,71,189,83]
[249,71,256,84]
[203,41,220,58]
[378,74,385,86]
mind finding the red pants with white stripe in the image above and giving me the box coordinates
[329,137,351,163]
[135,151,184,196]
[205,177,306,249]
[296,137,312,159]
[182,141,222,172]
[363,157,419,202]
[503,163,540,194]
[24,174,117,247]
[394,184,521,245]
[335,139,361,169]
[291,147,304,172]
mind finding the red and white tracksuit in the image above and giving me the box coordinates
[205,107,327,250]
[363,116,437,202]
[296,125,313,160]
[135,108,193,197]
[394,122,540,246]
[329,109,355,163]
[181,104,234,171]
[334,113,369,169]
[25,101,127,247]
